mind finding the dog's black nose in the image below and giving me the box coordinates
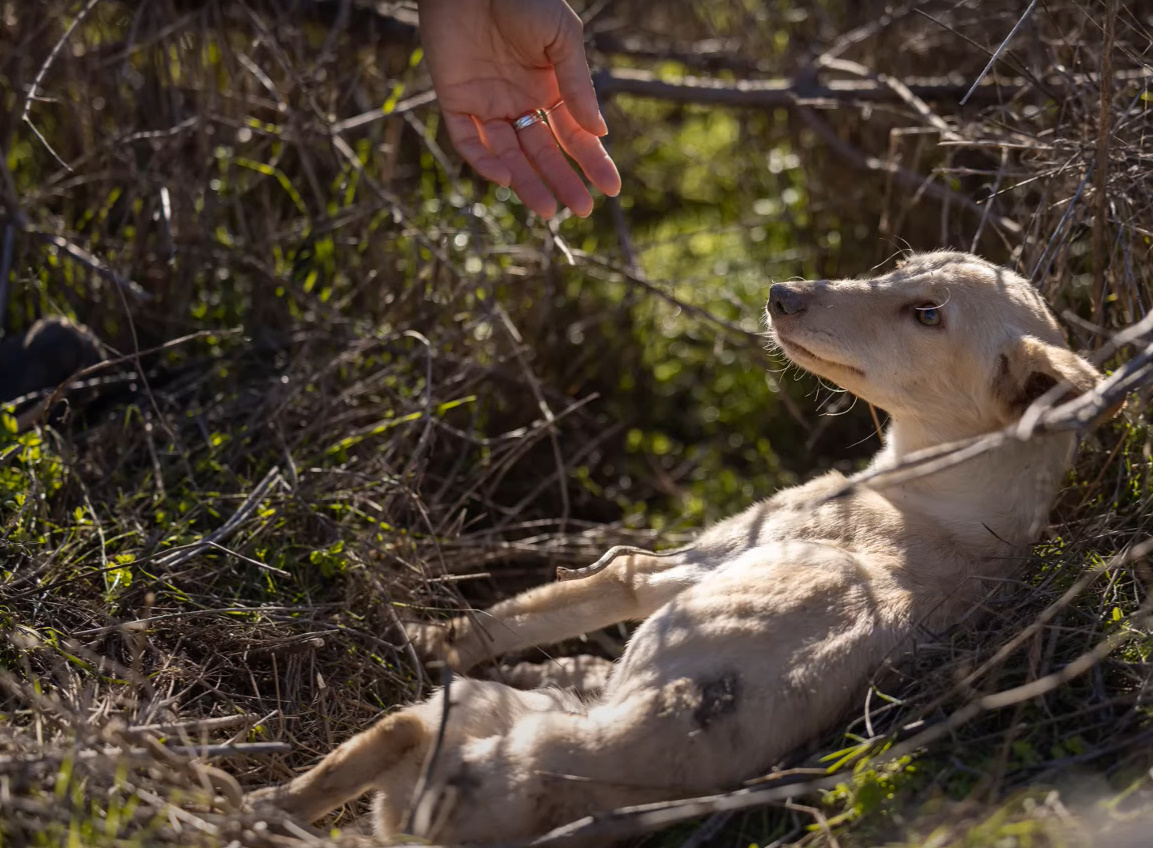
[768,284,808,317]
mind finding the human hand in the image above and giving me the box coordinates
[418,0,622,218]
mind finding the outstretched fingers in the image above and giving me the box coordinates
[480,119,559,218]
[547,103,621,198]
[446,110,617,218]
[515,117,594,217]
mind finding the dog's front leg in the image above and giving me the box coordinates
[408,550,698,673]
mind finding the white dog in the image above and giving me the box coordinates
[250,251,1102,844]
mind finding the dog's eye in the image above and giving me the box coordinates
[915,305,942,327]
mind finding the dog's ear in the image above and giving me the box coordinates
[993,335,1102,421]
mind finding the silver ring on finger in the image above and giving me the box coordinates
[511,110,546,132]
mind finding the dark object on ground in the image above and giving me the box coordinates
[0,318,105,405]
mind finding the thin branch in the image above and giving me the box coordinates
[971,146,1010,251]
[960,0,1040,104]
[330,89,438,133]
[127,715,263,736]
[25,226,151,300]
[0,742,291,769]
[512,771,845,848]
[592,67,1147,110]
[153,467,285,571]
[406,664,454,835]
[815,0,929,64]
[20,0,104,170]
[1092,0,1118,334]
[816,58,964,142]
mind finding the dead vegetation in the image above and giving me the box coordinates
[0,1,1151,846]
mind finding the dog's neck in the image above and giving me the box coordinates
[872,415,1075,552]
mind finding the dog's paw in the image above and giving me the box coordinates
[404,621,451,664]
[245,784,287,813]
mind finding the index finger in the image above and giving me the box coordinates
[545,12,608,137]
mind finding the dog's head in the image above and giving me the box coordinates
[765,251,1103,434]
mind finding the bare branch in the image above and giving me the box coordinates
[592,67,1148,110]
[20,0,104,170]
[959,0,1039,105]
[1092,0,1118,332]
[0,742,291,770]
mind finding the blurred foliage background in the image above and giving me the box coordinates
[1,1,1151,846]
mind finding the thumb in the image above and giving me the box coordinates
[546,13,608,137]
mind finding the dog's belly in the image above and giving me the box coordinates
[598,540,913,787]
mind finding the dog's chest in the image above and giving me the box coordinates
[695,471,915,561]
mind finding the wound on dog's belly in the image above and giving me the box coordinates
[693,671,741,729]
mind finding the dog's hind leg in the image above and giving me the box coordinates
[486,654,615,692]
[248,679,585,832]
[408,550,699,672]
[414,687,734,844]
[247,709,428,824]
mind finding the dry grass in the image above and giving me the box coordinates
[0,1,1151,847]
